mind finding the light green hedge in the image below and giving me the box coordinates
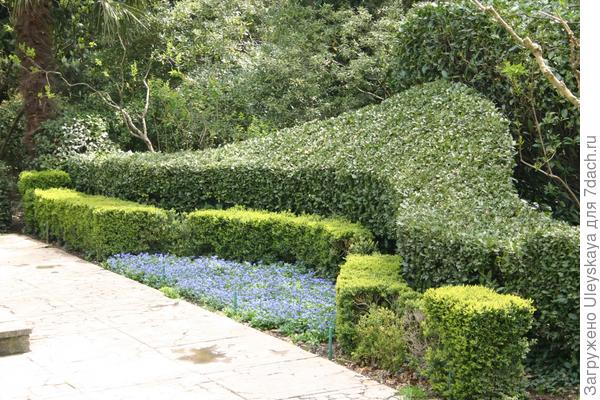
[422,285,535,399]
[335,254,417,352]
[26,188,170,259]
[183,207,375,277]
[64,80,578,375]
[18,170,73,232]
[17,169,72,195]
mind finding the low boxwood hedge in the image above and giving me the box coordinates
[64,80,578,376]
[335,254,417,352]
[25,188,170,258]
[17,169,72,195]
[422,285,535,400]
[18,170,73,233]
[183,207,375,277]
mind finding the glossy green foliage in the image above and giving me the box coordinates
[184,207,375,277]
[391,1,579,223]
[335,254,416,352]
[422,285,535,400]
[64,80,578,376]
[25,188,170,259]
[0,161,11,231]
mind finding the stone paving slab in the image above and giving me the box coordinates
[0,234,400,400]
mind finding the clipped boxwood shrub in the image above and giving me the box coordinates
[335,254,417,352]
[183,207,375,277]
[64,80,578,377]
[26,188,170,259]
[18,170,72,233]
[422,285,535,400]
[0,162,12,231]
[17,169,72,195]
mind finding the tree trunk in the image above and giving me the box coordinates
[14,0,56,158]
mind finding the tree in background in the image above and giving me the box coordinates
[3,0,147,157]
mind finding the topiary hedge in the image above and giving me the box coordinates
[183,207,375,277]
[391,1,579,223]
[64,80,578,378]
[335,254,417,352]
[25,188,171,259]
[422,285,535,399]
[0,161,11,231]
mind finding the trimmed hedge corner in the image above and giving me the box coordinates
[183,207,375,277]
[26,188,170,258]
[335,254,417,352]
[17,169,71,195]
[422,285,535,400]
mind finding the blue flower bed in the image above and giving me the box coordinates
[105,253,336,341]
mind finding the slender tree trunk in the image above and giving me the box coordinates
[14,0,56,158]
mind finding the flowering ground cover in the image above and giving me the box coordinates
[105,253,336,342]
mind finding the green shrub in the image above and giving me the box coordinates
[353,305,406,372]
[0,162,12,231]
[183,207,374,277]
[26,188,170,259]
[35,108,116,170]
[391,1,579,223]
[335,254,417,351]
[17,170,72,195]
[18,170,73,232]
[422,285,535,400]
[64,80,578,378]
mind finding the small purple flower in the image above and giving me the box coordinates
[105,253,336,341]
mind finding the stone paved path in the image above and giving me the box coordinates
[0,234,400,400]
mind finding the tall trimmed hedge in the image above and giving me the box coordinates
[25,188,170,258]
[184,207,375,277]
[391,1,579,223]
[64,80,578,378]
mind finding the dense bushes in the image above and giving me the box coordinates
[184,207,374,277]
[392,1,579,222]
[0,161,11,231]
[64,80,578,379]
[34,109,116,169]
[352,305,407,372]
[422,285,535,399]
[335,255,416,352]
[25,188,170,258]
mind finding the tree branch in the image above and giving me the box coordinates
[469,0,580,108]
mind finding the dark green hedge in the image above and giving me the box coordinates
[64,80,578,377]
[25,188,170,259]
[183,207,375,277]
[392,1,579,223]
[422,285,535,399]
[0,161,11,231]
[335,254,416,352]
